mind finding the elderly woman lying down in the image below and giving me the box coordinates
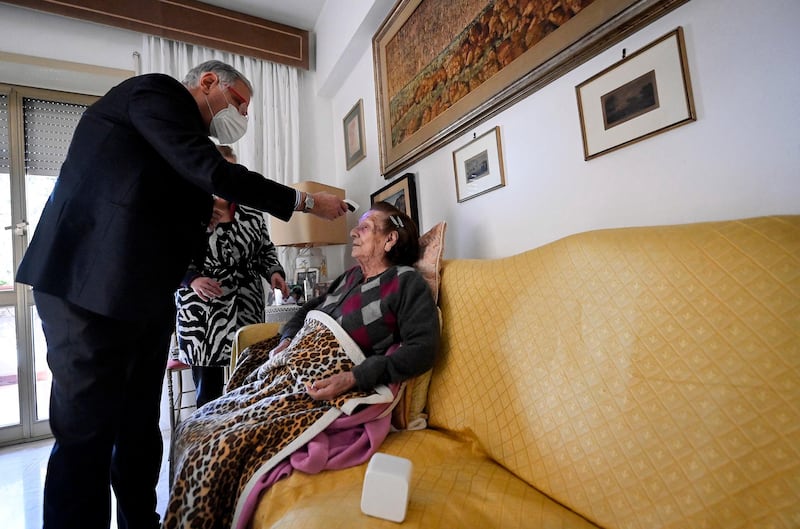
[164,202,440,529]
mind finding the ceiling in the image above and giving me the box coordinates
[200,0,327,31]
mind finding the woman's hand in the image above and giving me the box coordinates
[190,276,223,301]
[269,338,291,358]
[208,197,233,230]
[305,371,356,400]
[270,273,289,299]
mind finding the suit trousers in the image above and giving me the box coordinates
[190,365,226,408]
[35,290,174,529]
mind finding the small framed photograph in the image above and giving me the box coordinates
[452,126,506,203]
[370,172,420,229]
[576,27,696,160]
[312,281,331,299]
[343,99,366,170]
[295,268,319,286]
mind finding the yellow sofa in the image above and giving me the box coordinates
[234,215,799,529]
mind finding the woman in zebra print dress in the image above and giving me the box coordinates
[175,145,288,407]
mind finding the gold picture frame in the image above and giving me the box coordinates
[343,99,366,170]
[452,126,505,203]
[372,0,689,178]
[575,27,696,159]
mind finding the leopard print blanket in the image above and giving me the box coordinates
[164,310,396,529]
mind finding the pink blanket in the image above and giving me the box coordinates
[232,387,397,529]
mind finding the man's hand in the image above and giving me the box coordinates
[309,192,348,220]
[190,276,223,301]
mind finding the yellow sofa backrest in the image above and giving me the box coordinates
[428,215,799,529]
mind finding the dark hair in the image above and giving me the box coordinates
[371,201,420,266]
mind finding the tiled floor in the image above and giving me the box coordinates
[0,429,172,529]
[0,369,194,529]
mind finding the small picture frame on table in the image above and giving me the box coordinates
[343,99,366,170]
[370,172,420,229]
[452,126,506,203]
[312,281,331,299]
[575,27,696,160]
[295,268,319,287]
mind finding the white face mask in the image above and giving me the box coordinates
[205,89,248,144]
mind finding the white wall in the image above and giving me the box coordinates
[2,0,797,270]
[0,4,141,93]
[313,0,800,264]
[0,4,140,66]
[307,0,395,277]
[298,42,386,279]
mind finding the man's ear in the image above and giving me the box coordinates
[199,72,218,94]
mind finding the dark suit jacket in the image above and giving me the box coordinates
[16,73,297,320]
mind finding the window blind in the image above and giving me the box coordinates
[23,98,88,177]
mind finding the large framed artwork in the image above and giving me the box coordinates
[370,172,420,229]
[575,27,695,159]
[372,0,689,177]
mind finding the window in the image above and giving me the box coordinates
[0,83,96,442]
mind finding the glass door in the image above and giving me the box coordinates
[0,85,96,445]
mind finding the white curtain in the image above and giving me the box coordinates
[141,35,301,285]
[141,35,300,185]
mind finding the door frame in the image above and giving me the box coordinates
[0,84,97,445]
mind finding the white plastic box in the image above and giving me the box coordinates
[360,452,413,523]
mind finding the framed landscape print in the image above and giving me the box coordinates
[452,126,505,203]
[370,172,420,228]
[372,0,689,177]
[575,27,696,159]
[343,99,366,170]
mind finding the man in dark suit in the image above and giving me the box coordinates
[16,60,348,529]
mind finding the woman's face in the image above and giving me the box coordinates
[350,210,393,265]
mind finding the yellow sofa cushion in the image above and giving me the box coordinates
[428,215,800,529]
[250,428,600,528]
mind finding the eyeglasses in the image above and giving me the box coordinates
[224,85,249,117]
